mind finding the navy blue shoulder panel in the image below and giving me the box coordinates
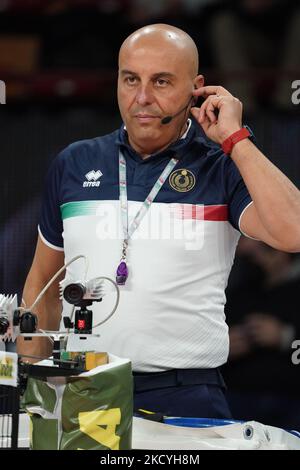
[39,130,119,248]
[58,131,120,203]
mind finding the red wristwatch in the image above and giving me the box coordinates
[221,126,251,155]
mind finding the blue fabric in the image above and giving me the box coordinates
[134,383,232,419]
[164,417,242,427]
[133,369,232,419]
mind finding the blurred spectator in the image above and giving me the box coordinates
[208,0,300,112]
[223,237,300,429]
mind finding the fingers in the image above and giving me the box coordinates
[203,95,221,123]
[192,94,241,125]
[192,85,233,99]
[193,95,222,124]
[190,107,200,121]
[191,87,243,144]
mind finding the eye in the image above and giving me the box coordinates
[155,78,169,87]
[125,76,137,86]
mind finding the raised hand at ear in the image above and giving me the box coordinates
[191,85,243,145]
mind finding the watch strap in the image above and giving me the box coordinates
[222,126,251,155]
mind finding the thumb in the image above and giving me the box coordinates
[190,107,200,119]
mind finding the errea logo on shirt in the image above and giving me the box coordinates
[83,170,103,187]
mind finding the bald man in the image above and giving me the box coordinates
[18,24,300,420]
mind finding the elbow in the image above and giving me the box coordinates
[271,221,300,252]
[281,247,300,254]
[284,245,300,254]
[279,234,300,253]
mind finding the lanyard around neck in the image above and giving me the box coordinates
[116,150,178,285]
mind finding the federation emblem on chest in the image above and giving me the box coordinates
[169,168,196,192]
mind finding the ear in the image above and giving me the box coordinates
[193,74,205,90]
[192,75,204,106]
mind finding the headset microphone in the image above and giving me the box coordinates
[161,96,195,125]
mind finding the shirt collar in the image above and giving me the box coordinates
[117,118,196,162]
[181,118,192,139]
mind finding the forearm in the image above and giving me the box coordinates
[17,275,62,362]
[191,85,300,248]
[231,138,300,247]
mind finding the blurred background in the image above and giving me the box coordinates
[0,0,300,429]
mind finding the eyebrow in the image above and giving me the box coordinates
[120,70,176,80]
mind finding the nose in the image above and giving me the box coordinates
[135,83,154,106]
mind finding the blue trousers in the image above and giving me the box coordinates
[133,368,232,419]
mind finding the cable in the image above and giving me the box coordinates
[16,258,118,336]
[36,329,54,344]
[32,276,118,337]
[28,255,88,312]
[83,256,89,282]
[92,277,120,328]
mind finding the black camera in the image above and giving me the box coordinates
[63,283,86,305]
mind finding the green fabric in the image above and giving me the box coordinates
[30,416,58,450]
[22,361,133,450]
[24,377,57,413]
[60,201,100,220]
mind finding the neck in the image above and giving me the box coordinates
[128,121,189,159]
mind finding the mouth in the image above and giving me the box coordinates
[134,114,159,123]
